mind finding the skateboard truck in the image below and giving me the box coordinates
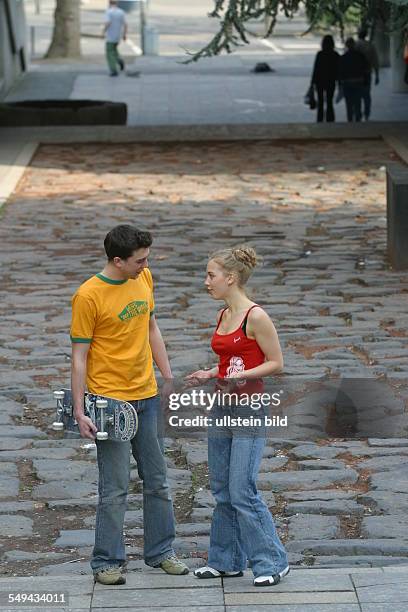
[52,390,65,431]
[96,398,109,440]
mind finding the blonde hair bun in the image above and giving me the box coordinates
[232,245,258,270]
[209,244,260,287]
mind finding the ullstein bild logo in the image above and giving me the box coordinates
[168,413,288,428]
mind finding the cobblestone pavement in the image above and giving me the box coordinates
[1,139,408,585]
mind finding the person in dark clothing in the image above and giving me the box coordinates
[339,37,370,122]
[311,35,340,122]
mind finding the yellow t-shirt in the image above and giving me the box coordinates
[70,269,157,400]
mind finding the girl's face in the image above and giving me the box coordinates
[205,259,233,300]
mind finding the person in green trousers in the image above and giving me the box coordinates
[104,1,127,76]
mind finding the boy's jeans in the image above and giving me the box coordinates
[91,395,176,573]
[207,405,288,578]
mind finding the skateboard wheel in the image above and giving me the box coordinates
[52,422,64,431]
[96,431,109,440]
[53,390,65,400]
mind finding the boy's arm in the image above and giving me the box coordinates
[149,315,172,378]
[71,343,97,439]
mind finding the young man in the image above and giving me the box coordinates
[104,0,127,76]
[339,38,369,122]
[70,225,188,585]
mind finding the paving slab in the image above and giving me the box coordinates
[92,586,224,608]
[285,499,363,516]
[222,572,353,592]
[286,539,408,556]
[352,570,408,588]
[92,609,225,612]
[360,606,408,612]
[55,530,95,547]
[227,607,360,612]
[0,515,33,537]
[258,469,359,491]
[361,515,408,539]
[94,574,220,590]
[357,582,408,603]
[224,591,358,605]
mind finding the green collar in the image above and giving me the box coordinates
[96,273,128,285]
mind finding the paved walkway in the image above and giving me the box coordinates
[0,138,408,595]
[4,0,407,124]
[1,565,408,610]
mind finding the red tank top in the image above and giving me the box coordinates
[211,305,265,383]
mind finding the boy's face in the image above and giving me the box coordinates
[115,247,150,279]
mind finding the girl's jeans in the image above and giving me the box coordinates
[207,404,288,578]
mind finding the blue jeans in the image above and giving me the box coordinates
[91,395,176,573]
[207,405,288,578]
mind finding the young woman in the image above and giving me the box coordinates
[187,246,289,587]
[311,34,340,122]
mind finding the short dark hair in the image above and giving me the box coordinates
[358,27,368,40]
[104,225,152,260]
[345,37,355,50]
[322,35,335,52]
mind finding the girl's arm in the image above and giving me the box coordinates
[228,309,283,379]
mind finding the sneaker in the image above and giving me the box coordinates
[194,566,243,579]
[118,58,125,71]
[159,555,189,575]
[110,72,118,77]
[95,566,126,585]
[253,565,290,587]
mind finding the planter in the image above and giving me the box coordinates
[0,99,127,126]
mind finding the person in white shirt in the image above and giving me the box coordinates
[104,1,127,76]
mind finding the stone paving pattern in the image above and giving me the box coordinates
[1,140,408,594]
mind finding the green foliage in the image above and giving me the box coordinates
[186,0,408,62]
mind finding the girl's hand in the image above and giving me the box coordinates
[185,369,213,381]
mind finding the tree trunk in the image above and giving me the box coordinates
[391,30,408,93]
[373,26,390,68]
[45,0,81,59]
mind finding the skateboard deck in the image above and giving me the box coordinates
[52,389,138,441]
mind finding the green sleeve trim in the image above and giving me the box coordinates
[71,336,92,343]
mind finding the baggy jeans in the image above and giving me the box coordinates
[207,405,288,578]
[91,395,176,573]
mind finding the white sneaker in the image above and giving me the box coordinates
[253,565,290,587]
[194,566,243,579]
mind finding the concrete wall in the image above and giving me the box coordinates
[0,0,27,99]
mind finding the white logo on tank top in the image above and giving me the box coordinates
[233,337,241,343]
[226,356,245,377]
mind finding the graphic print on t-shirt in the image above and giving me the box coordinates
[118,300,148,321]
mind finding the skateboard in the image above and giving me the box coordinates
[52,389,138,441]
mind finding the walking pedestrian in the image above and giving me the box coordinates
[339,38,369,122]
[70,225,189,585]
[104,0,127,76]
[355,27,380,120]
[187,246,289,587]
[311,35,340,122]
